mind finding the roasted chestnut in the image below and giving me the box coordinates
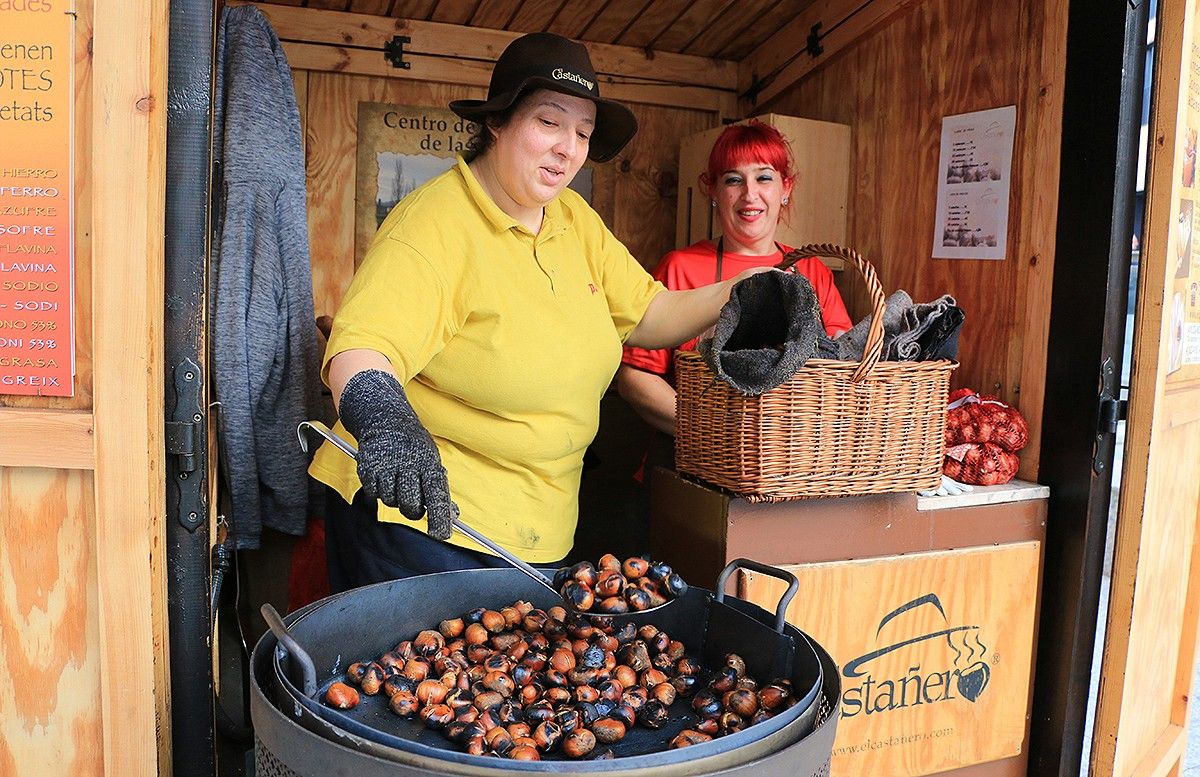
[597,553,621,572]
[490,632,521,653]
[670,673,699,697]
[500,606,522,629]
[669,730,712,749]
[719,711,746,734]
[692,689,722,718]
[345,662,370,686]
[597,679,624,702]
[509,745,540,761]
[421,703,454,729]
[651,681,677,706]
[614,622,638,644]
[573,685,600,704]
[506,722,531,740]
[724,688,759,718]
[641,668,668,688]
[496,699,523,725]
[464,623,489,645]
[543,686,572,704]
[725,652,747,678]
[675,657,702,676]
[663,572,688,598]
[758,684,791,711]
[622,556,649,579]
[652,652,676,673]
[592,717,627,744]
[750,708,773,725]
[401,658,430,683]
[359,663,386,695]
[650,630,671,654]
[595,570,625,598]
[562,729,596,759]
[570,561,599,588]
[710,666,739,693]
[695,717,720,736]
[383,674,416,698]
[611,703,637,728]
[614,665,638,688]
[414,629,445,657]
[480,610,506,634]
[485,726,515,756]
[561,581,595,612]
[417,678,449,705]
[389,691,419,718]
[524,700,555,724]
[665,640,686,661]
[549,648,576,673]
[465,735,486,756]
[472,690,505,711]
[619,641,651,672]
[533,720,562,752]
[581,645,606,669]
[325,682,359,709]
[465,607,487,624]
[378,650,405,671]
[439,617,465,639]
[638,699,670,729]
[648,561,672,582]
[626,589,652,611]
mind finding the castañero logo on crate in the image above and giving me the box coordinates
[841,593,991,718]
[739,543,1039,776]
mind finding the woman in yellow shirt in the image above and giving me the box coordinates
[310,32,767,591]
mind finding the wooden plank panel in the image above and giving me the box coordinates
[391,0,436,19]
[0,409,94,469]
[505,0,565,33]
[740,0,917,107]
[280,42,729,112]
[430,0,479,25]
[761,0,1036,413]
[681,0,775,58]
[647,0,736,53]
[233,1,739,90]
[306,0,350,10]
[741,544,1041,776]
[91,0,169,772]
[469,0,521,29]
[577,0,652,44]
[545,2,606,40]
[718,0,811,60]
[0,468,102,777]
[348,0,393,14]
[615,0,690,47]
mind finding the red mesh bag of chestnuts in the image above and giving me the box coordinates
[941,387,1029,486]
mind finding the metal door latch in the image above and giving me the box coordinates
[167,358,206,531]
[1092,357,1127,475]
[385,35,412,69]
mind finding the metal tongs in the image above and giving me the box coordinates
[297,420,676,616]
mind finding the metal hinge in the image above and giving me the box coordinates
[384,35,412,69]
[168,358,206,531]
[806,22,824,58]
[1092,357,1126,475]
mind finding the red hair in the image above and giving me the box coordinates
[701,120,795,193]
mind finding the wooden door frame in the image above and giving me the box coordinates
[1027,1,1150,775]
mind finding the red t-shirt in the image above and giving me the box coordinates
[622,240,853,381]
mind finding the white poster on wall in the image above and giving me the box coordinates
[932,106,1017,261]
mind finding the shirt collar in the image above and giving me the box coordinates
[456,156,573,239]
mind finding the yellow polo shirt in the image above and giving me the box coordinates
[309,157,665,562]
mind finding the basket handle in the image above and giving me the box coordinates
[776,243,886,383]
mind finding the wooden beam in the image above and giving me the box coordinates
[282,42,730,112]
[0,409,94,469]
[91,0,170,774]
[228,0,739,91]
[738,0,917,110]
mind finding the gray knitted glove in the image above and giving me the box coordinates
[338,369,456,540]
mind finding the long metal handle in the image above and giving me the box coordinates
[715,558,799,634]
[296,421,560,598]
[261,603,318,698]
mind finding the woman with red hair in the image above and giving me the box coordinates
[618,120,852,436]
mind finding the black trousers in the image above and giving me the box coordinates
[323,486,566,594]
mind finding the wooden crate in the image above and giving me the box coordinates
[741,543,1041,777]
[675,113,851,270]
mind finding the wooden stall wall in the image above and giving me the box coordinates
[1,0,170,774]
[752,0,1066,478]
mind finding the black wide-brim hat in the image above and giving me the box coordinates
[449,32,637,163]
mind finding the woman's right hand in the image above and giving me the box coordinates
[337,369,458,540]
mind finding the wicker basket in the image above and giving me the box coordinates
[674,244,957,501]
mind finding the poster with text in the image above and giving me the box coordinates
[1166,14,1200,380]
[0,1,75,396]
[354,102,593,266]
[932,106,1016,261]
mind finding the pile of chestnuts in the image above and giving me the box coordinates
[323,596,798,761]
[553,554,688,613]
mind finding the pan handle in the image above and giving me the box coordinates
[261,603,319,699]
[714,558,799,635]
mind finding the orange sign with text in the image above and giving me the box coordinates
[0,1,74,396]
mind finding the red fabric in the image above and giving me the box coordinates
[621,240,853,382]
[288,517,330,612]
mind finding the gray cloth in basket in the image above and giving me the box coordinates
[815,290,960,362]
[698,269,823,395]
